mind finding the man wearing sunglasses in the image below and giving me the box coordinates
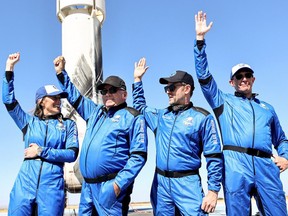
[194,11,288,215]
[132,58,223,215]
[53,56,148,216]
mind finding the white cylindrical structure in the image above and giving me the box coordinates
[56,0,105,193]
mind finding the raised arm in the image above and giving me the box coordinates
[6,52,20,71]
[54,55,66,75]
[195,11,213,41]
[53,56,98,120]
[4,52,20,103]
[3,52,31,131]
[134,57,149,83]
[132,58,160,132]
[194,12,226,110]
[132,58,150,112]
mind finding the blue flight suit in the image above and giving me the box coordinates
[2,72,79,216]
[194,40,288,216]
[57,71,148,216]
[133,81,223,215]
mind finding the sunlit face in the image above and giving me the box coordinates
[164,82,190,105]
[229,71,255,97]
[101,85,127,109]
[40,95,62,116]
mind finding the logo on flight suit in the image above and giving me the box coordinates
[112,115,121,122]
[56,122,66,131]
[183,117,193,126]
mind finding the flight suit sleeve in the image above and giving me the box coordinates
[132,81,159,133]
[57,70,98,121]
[38,120,79,163]
[2,71,31,132]
[114,114,148,191]
[202,114,223,192]
[194,40,225,110]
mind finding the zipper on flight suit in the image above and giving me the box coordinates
[35,120,48,197]
[249,100,256,175]
[85,112,106,175]
[166,111,180,190]
[32,120,48,215]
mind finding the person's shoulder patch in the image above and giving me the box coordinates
[125,107,140,117]
[192,106,210,116]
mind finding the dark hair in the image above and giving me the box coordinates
[34,103,44,119]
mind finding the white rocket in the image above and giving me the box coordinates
[56,0,106,193]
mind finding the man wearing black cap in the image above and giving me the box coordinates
[132,58,223,215]
[194,11,288,215]
[53,56,148,216]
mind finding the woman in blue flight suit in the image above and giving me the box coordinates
[2,52,79,216]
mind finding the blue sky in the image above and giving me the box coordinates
[1,0,288,207]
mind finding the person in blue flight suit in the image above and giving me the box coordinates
[194,11,288,216]
[132,58,223,215]
[2,52,79,216]
[53,56,148,216]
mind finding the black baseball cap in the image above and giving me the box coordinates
[97,76,127,90]
[159,70,194,90]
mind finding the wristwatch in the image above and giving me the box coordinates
[37,146,43,156]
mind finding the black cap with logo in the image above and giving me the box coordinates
[97,76,127,90]
[159,70,194,90]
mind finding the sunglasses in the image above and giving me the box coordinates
[164,83,185,93]
[235,73,253,80]
[100,86,119,95]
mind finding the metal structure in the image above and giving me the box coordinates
[56,0,106,193]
